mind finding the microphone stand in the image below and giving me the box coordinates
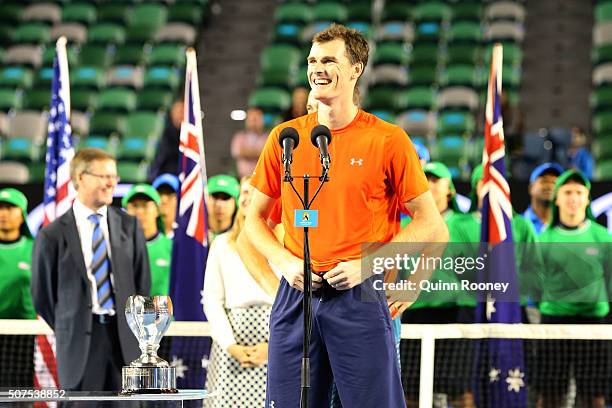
[283,167,329,408]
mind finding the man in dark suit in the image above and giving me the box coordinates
[32,148,151,391]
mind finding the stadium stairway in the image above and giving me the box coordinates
[520,0,593,130]
[199,0,277,175]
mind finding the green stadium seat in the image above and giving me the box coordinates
[467,137,485,166]
[447,44,481,65]
[144,67,180,90]
[248,88,291,112]
[79,45,112,68]
[593,44,612,65]
[410,44,440,65]
[347,2,372,22]
[594,159,612,180]
[592,135,612,159]
[148,45,186,67]
[410,65,438,86]
[0,26,13,47]
[272,23,303,44]
[430,135,467,168]
[136,89,173,111]
[0,3,23,25]
[23,89,51,110]
[275,4,313,25]
[28,162,45,182]
[399,87,437,110]
[412,2,452,23]
[347,22,373,39]
[168,3,204,25]
[117,162,148,182]
[62,3,97,25]
[381,2,412,22]
[258,68,296,88]
[97,88,137,112]
[97,3,131,25]
[373,42,409,66]
[125,112,164,139]
[114,45,146,66]
[261,44,301,72]
[0,67,33,89]
[33,67,54,89]
[593,111,612,134]
[72,89,97,111]
[12,23,50,44]
[130,4,168,29]
[0,89,22,111]
[591,87,612,110]
[89,112,126,137]
[87,23,126,45]
[2,138,41,162]
[295,66,310,88]
[448,22,482,43]
[451,3,483,21]
[117,136,156,161]
[313,3,348,23]
[437,111,475,135]
[415,22,444,43]
[440,64,480,87]
[596,2,612,22]
[364,87,399,111]
[78,136,118,155]
[72,67,105,89]
[263,112,282,129]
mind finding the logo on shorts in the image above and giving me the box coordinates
[350,157,363,166]
[270,401,275,407]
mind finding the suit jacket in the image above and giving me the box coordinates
[31,206,151,389]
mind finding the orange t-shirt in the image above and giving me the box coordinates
[251,110,428,272]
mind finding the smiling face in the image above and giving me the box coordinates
[556,181,589,224]
[75,159,118,211]
[307,39,363,105]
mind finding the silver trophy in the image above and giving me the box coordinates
[122,295,177,394]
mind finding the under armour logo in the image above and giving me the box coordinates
[350,158,363,166]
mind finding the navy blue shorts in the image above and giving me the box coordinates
[266,276,406,408]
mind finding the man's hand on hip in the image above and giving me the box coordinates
[280,255,322,291]
[323,260,366,290]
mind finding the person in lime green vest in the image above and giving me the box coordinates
[535,169,612,408]
[122,184,172,296]
[0,188,36,319]
[400,162,470,408]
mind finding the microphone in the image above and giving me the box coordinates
[310,124,332,171]
[278,127,299,180]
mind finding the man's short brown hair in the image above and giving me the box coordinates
[70,148,115,182]
[313,23,369,69]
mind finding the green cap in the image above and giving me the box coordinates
[0,188,31,237]
[122,184,161,208]
[549,169,593,227]
[207,174,240,199]
[471,164,484,191]
[423,161,460,212]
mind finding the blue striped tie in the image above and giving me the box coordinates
[88,214,114,311]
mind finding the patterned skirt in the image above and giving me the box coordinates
[204,305,271,408]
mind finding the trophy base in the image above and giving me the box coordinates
[121,366,177,394]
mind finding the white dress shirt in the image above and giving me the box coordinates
[72,199,115,315]
[203,233,280,351]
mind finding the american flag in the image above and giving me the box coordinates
[475,43,526,407]
[35,37,75,405]
[169,48,211,391]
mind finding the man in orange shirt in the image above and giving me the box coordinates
[245,24,447,407]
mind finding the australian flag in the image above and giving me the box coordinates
[169,48,211,391]
[475,43,527,407]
